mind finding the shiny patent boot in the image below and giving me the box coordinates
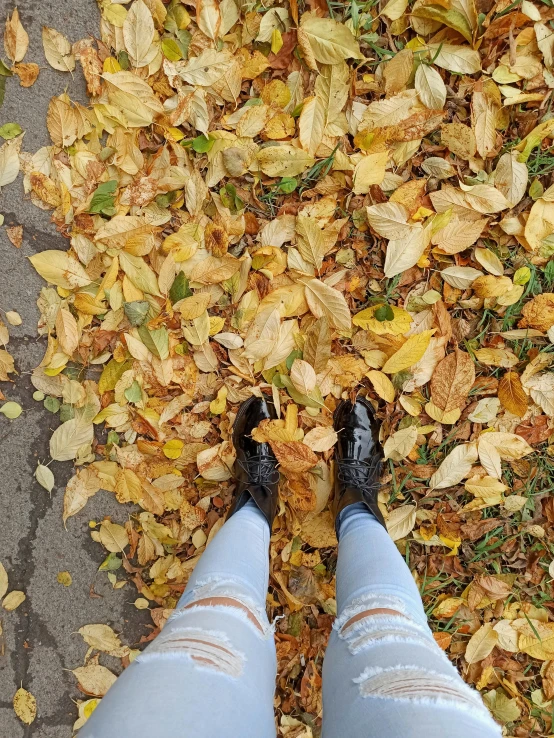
[333,396,385,534]
[227,395,280,528]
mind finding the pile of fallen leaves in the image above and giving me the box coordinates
[5,0,554,733]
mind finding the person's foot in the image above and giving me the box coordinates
[333,396,385,532]
[228,395,280,528]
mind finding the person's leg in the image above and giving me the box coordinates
[79,500,277,738]
[322,504,501,738]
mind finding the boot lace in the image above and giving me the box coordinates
[237,455,280,486]
[337,457,382,494]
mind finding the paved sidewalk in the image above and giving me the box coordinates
[0,2,146,735]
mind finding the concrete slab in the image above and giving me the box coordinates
[0,2,148,734]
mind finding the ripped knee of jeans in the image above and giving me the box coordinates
[137,626,245,677]
[354,665,498,727]
[334,593,447,656]
[168,578,273,639]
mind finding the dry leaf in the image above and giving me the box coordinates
[3,590,26,611]
[382,330,434,374]
[465,623,498,664]
[72,665,117,697]
[5,9,29,63]
[498,372,527,417]
[13,688,36,725]
[42,27,75,72]
[0,562,8,600]
[386,504,417,541]
[430,350,475,413]
[430,442,478,490]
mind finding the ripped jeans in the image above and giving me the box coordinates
[79,502,501,738]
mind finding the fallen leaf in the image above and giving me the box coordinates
[42,27,75,72]
[13,688,36,725]
[72,665,117,697]
[386,504,417,541]
[3,590,26,611]
[465,623,498,664]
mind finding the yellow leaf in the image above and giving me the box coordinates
[353,304,412,335]
[353,151,389,194]
[302,279,352,332]
[0,563,7,600]
[123,0,155,68]
[29,251,91,290]
[465,622,498,664]
[209,386,228,415]
[301,511,338,548]
[271,28,283,55]
[299,96,325,157]
[433,597,464,619]
[366,370,395,402]
[163,439,184,459]
[383,426,418,461]
[386,504,417,541]
[78,624,128,656]
[72,664,117,697]
[3,590,26,611]
[382,330,435,374]
[425,400,461,425]
[5,9,29,63]
[257,144,315,177]
[299,13,363,64]
[13,688,36,725]
[518,622,554,660]
[57,570,72,586]
[42,27,75,72]
[382,0,409,21]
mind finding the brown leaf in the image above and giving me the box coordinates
[79,46,103,97]
[5,225,22,248]
[270,441,318,473]
[13,62,40,87]
[498,372,527,417]
[430,349,476,413]
[4,9,29,63]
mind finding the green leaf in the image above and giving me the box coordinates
[124,300,150,327]
[0,122,22,140]
[44,396,61,413]
[155,190,178,208]
[374,304,394,322]
[161,38,183,61]
[0,76,6,108]
[169,271,192,303]
[137,325,169,360]
[192,134,214,153]
[107,430,120,446]
[280,375,324,409]
[278,177,297,194]
[0,60,13,76]
[286,349,303,370]
[59,403,75,423]
[0,401,22,418]
[99,552,122,571]
[88,180,118,214]
[124,380,142,404]
[117,50,130,69]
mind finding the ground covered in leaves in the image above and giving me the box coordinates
[4,0,554,733]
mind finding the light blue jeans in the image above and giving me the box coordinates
[79,502,501,737]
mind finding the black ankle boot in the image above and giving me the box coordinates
[333,396,385,533]
[227,395,280,528]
